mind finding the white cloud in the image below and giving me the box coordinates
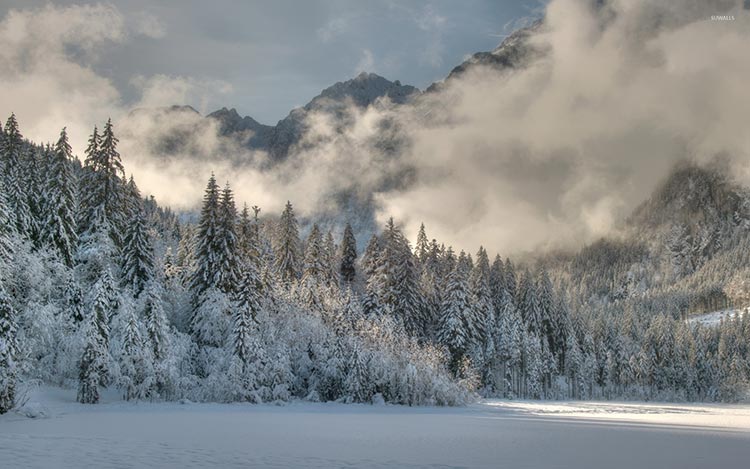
[355,49,376,73]
[317,16,349,43]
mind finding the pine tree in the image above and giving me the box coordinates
[143,281,169,362]
[91,270,116,353]
[371,218,426,336]
[119,306,150,401]
[274,201,300,284]
[470,247,493,346]
[64,275,85,323]
[77,339,103,404]
[415,223,429,263]
[537,269,556,350]
[77,276,114,404]
[470,247,495,386]
[238,204,253,261]
[323,230,337,285]
[361,235,382,315]
[495,293,522,397]
[438,264,473,373]
[518,270,541,334]
[504,258,517,302]
[234,249,262,346]
[121,206,154,295]
[23,147,43,245]
[190,174,221,300]
[339,223,357,285]
[0,287,19,414]
[302,224,325,283]
[489,255,505,309]
[124,175,142,221]
[0,181,15,266]
[2,116,32,237]
[78,120,126,246]
[346,344,372,403]
[42,128,78,266]
[216,183,240,294]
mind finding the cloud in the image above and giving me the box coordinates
[0,3,128,150]
[372,0,750,254]
[5,0,750,259]
[355,49,376,73]
[131,74,233,111]
[130,11,166,39]
[317,16,350,43]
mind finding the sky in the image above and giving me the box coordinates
[2,0,750,255]
[0,0,538,124]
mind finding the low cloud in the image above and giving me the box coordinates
[4,0,750,257]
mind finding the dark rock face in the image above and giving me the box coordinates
[208,72,421,161]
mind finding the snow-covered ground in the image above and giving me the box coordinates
[688,307,747,327]
[1,387,750,468]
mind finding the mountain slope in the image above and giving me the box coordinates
[541,161,750,319]
[209,72,420,160]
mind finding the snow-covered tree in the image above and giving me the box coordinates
[77,276,115,405]
[438,264,472,373]
[0,287,19,414]
[302,223,325,283]
[121,206,154,295]
[274,201,300,284]
[339,223,357,285]
[42,128,78,266]
[0,181,16,267]
[119,306,151,401]
[78,120,126,246]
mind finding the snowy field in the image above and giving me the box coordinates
[1,388,749,468]
[688,308,747,327]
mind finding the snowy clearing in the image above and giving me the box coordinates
[687,308,747,327]
[1,388,749,468]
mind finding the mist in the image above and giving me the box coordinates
[2,0,750,255]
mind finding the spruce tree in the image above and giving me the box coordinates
[64,275,85,323]
[0,181,15,266]
[361,235,382,316]
[470,247,495,385]
[372,218,426,336]
[121,206,154,295]
[120,307,149,401]
[302,223,325,283]
[190,174,221,301]
[518,270,541,334]
[415,223,429,263]
[23,147,43,245]
[438,264,473,374]
[143,281,169,362]
[216,183,240,294]
[2,116,32,238]
[0,287,19,414]
[274,201,300,284]
[42,128,78,266]
[339,223,357,284]
[77,276,114,404]
[78,120,126,246]
[537,270,556,350]
[504,258,517,302]
[323,230,337,285]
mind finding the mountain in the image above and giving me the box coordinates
[206,107,274,150]
[426,21,543,93]
[540,161,750,319]
[208,72,420,160]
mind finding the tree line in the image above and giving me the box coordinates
[1,114,749,414]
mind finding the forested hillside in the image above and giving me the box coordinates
[1,114,749,417]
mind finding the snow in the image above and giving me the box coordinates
[688,307,747,327]
[1,387,749,468]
